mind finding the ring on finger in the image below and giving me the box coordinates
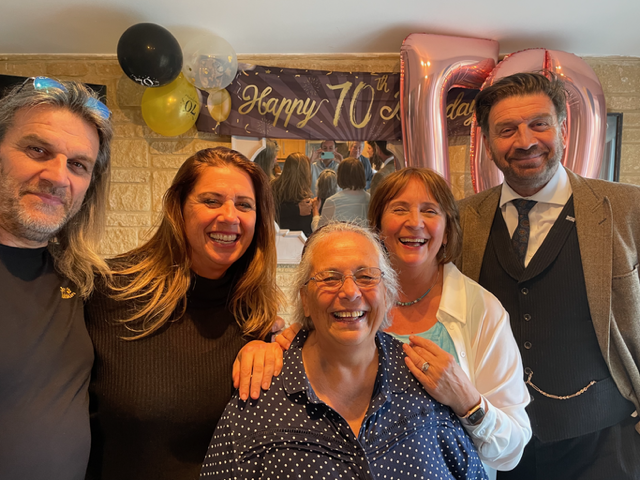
[421,361,430,373]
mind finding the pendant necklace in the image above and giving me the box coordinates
[396,269,440,307]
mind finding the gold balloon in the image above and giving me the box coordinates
[206,88,231,122]
[141,73,201,136]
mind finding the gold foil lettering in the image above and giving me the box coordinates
[380,91,400,121]
[350,82,374,129]
[375,75,390,93]
[327,81,353,127]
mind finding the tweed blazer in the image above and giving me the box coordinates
[457,168,640,434]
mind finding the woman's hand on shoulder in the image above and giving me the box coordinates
[233,323,303,401]
[402,335,481,417]
[275,323,301,350]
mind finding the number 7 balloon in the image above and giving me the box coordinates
[400,33,499,181]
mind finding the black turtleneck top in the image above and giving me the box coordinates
[85,270,249,480]
[0,244,93,480]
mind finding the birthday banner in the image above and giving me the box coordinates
[196,65,477,141]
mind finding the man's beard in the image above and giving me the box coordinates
[0,164,78,244]
[491,137,565,194]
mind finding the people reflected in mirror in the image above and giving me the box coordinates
[201,222,488,480]
[85,147,282,480]
[369,140,398,195]
[313,169,337,217]
[253,139,279,180]
[312,156,370,231]
[348,140,374,189]
[271,152,314,236]
[309,140,342,196]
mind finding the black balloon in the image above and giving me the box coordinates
[117,23,183,87]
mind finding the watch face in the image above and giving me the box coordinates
[468,407,485,426]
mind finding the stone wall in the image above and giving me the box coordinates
[1,54,639,257]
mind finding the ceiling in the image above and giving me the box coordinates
[1,0,638,57]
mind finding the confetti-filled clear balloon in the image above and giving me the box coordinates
[182,34,238,90]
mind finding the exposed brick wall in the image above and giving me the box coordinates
[1,54,638,257]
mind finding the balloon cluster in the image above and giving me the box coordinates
[117,23,237,136]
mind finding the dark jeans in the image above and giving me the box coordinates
[498,416,640,480]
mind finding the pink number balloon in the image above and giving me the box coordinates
[400,33,499,181]
[470,48,607,193]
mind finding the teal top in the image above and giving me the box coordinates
[389,322,460,364]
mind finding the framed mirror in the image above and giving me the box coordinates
[599,113,623,182]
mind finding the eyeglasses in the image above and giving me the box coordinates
[305,267,384,291]
[17,76,111,120]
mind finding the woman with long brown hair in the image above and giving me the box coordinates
[271,152,314,236]
[85,147,282,479]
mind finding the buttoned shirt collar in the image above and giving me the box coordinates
[282,330,411,404]
[499,165,572,207]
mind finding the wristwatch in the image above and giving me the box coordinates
[461,400,485,426]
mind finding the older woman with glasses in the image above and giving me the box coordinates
[201,222,488,480]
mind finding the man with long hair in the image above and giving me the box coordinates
[0,77,112,479]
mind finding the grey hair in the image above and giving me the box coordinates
[291,222,399,330]
[0,79,113,297]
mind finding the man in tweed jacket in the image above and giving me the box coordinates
[457,72,640,480]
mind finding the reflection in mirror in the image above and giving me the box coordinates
[598,113,622,182]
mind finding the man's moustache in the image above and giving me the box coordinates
[21,185,69,204]
[509,148,548,160]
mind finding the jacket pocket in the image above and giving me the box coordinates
[612,263,640,320]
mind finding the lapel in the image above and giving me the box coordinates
[567,169,613,362]
[459,186,501,283]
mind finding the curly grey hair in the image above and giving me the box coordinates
[291,222,399,330]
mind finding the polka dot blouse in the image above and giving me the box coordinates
[200,330,488,479]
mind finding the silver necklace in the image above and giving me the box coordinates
[396,269,440,307]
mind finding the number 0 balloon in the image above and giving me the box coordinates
[469,48,606,192]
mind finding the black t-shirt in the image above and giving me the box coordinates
[0,244,93,480]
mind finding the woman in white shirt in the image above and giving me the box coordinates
[368,167,531,480]
[312,157,370,231]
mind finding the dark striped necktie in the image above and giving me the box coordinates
[511,199,537,265]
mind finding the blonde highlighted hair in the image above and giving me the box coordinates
[107,147,282,340]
